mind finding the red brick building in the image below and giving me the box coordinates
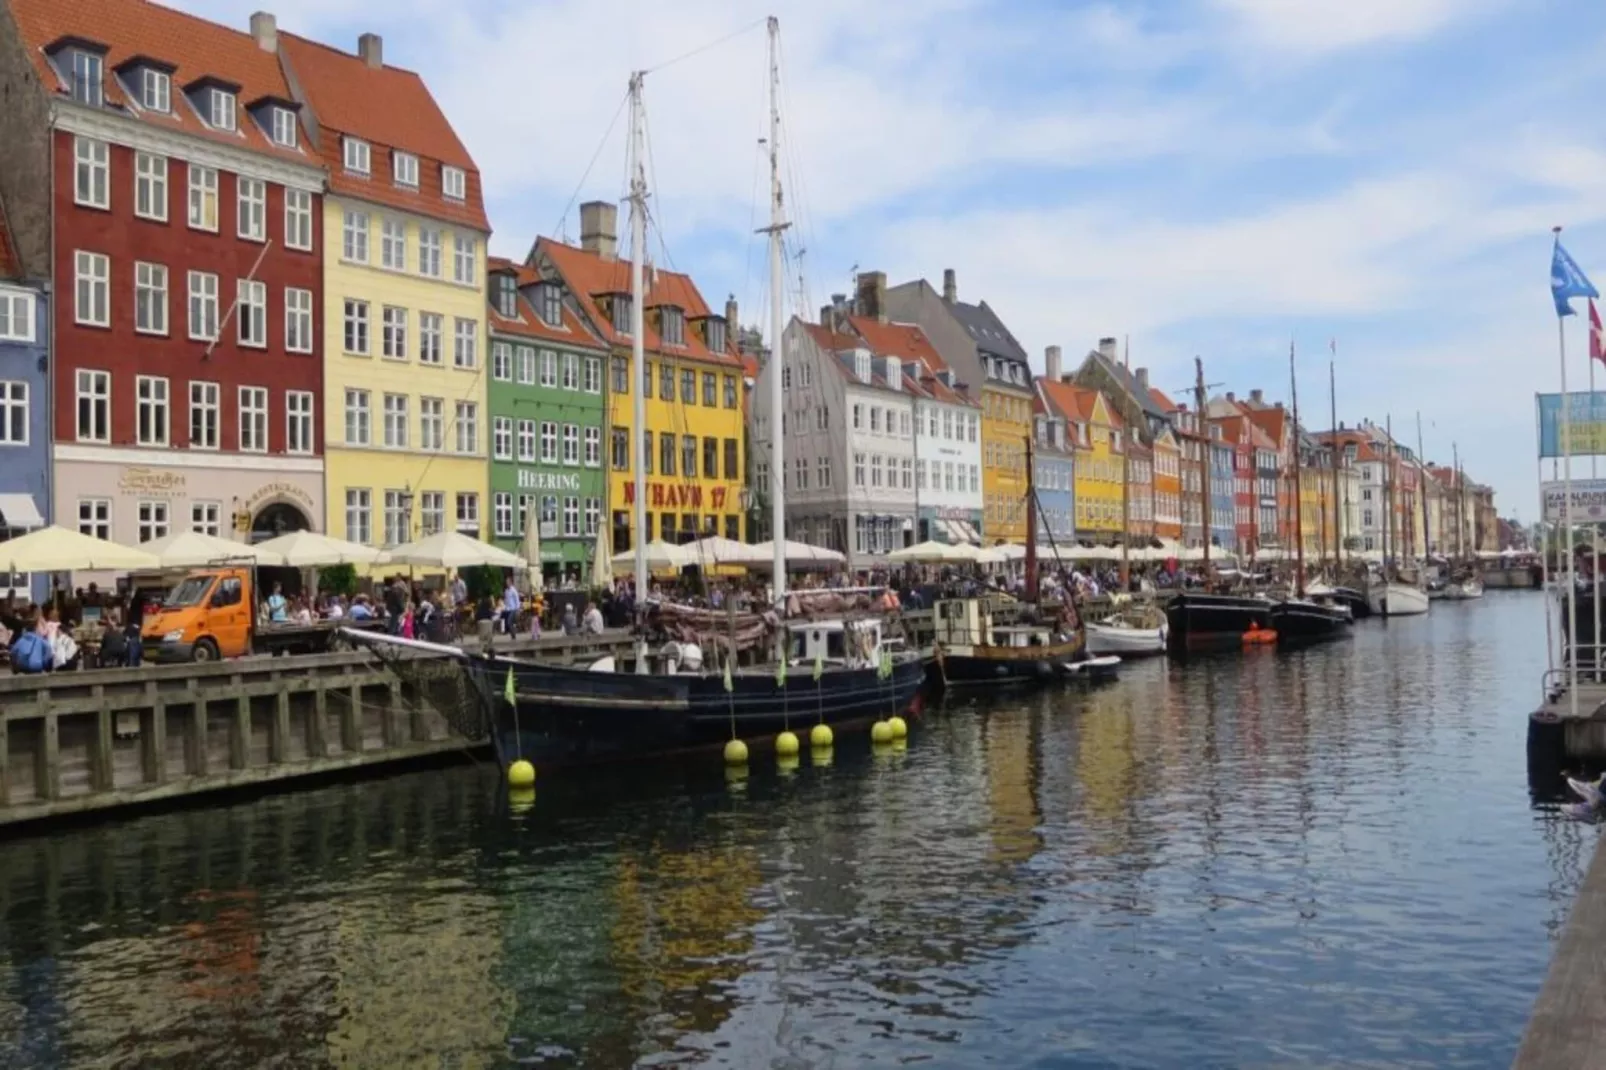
[0,0,327,544]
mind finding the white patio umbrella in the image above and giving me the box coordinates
[0,526,161,573]
[253,530,387,567]
[986,542,1029,561]
[520,498,544,592]
[686,535,770,566]
[384,530,526,569]
[591,524,613,587]
[138,530,286,568]
[975,544,1014,565]
[612,539,694,572]
[750,539,847,565]
[888,539,979,563]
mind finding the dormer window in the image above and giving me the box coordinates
[270,107,297,148]
[442,165,466,201]
[344,136,370,175]
[393,151,418,188]
[492,273,517,318]
[855,350,872,382]
[612,295,633,336]
[140,69,169,112]
[70,50,103,107]
[540,284,562,328]
[706,317,726,353]
[660,306,684,346]
[209,89,236,131]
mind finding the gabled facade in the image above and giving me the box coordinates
[1037,377,1121,541]
[1208,426,1236,553]
[277,28,488,546]
[485,258,607,582]
[1126,436,1153,544]
[1031,400,1076,550]
[1069,338,1172,444]
[0,1,328,547]
[0,193,49,600]
[883,269,1034,542]
[1150,424,1182,543]
[536,207,744,550]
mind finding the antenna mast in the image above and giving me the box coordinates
[628,72,649,636]
[761,16,791,600]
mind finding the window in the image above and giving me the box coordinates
[188,165,218,230]
[346,489,372,544]
[237,279,266,347]
[342,210,369,263]
[540,420,558,463]
[540,495,558,529]
[420,398,444,451]
[134,153,167,221]
[852,404,863,431]
[540,349,558,387]
[69,50,103,107]
[208,89,236,131]
[563,497,580,537]
[550,423,574,466]
[418,312,443,365]
[74,138,108,209]
[187,271,218,341]
[78,498,110,540]
[871,408,882,434]
[443,165,466,201]
[453,318,477,368]
[518,419,537,462]
[614,295,633,336]
[239,387,267,452]
[643,361,654,398]
[383,490,408,546]
[661,306,684,346]
[343,137,371,175]
[134,262,167,335]
[285,189,313,250]
[585,356,602,394]
[681,435,697,479]
[381,218,406,270]
[135,375,169,446]
[724,375,738,409]
[541,284,562,327]
[136,500,169,543]
[818,456,831,488]
[189,381,218,450]
[611,428,628,470]
[271,106,297,148]
[381,306,408,360]
[724,438,738,480]
[0,381,26,445]
[285,288,313,353]
[455,492,479,532]
[418,228,442,277]
[0,290,32,342]
[393,151,418,188]
[562,353,579,391]
[382,393,408,447]
[344,299,370,354]
[681,369,696,404]
[702,372,717,407]
[453,234,475,285]
[708,318,727,353]
[344,388,370,445]
[75,251,109,326]
[902,458,914,489]
[584,426,601,467]
[286,391,313,454]
[854,452,865,487]
[518,347,536,385]
[794,457,808,491]
[418,491,443,536]
[237,177,265,241]
[660,432,676,476]
[492,342,511,381]
[493,416,512,460]
[645,430,654,474]
[660,362,674,399]
[494,492,514,537]
[586,497,602,537]
[455,402,477,453]
[611,356,628,394]
[704,437,719,479]
[190,501,220,537]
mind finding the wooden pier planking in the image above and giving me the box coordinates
[1513,834,1606,1069]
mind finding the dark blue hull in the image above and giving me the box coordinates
[469,655,927,766]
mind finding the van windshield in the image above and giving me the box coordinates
[163,576,214,608]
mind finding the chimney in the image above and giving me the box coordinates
[1250,388,1263,405]
[250,11,277,52]
[1225,391,1235,403]
[1044,345,1062,383]
[725,296,738,329]
[855,271,887,323]
[358,32,383,69]
[819,303,834,329]
[1135,367,1149,390]
[1097,336,1118,361]
[578,201,618,260]
[942,268,957,303]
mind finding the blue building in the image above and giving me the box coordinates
[1209,437,1236,554]
[1031,410,1076,554]
[0,198,50,602]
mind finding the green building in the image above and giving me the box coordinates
[486,259,608,585]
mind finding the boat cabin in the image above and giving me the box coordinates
[933,598,1069,649]
[787,618,887,670]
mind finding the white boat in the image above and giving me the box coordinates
[1440,578,1484,600]
[1086,615,1167,657]
[1368,583,1430,617]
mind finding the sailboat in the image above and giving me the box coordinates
[346,22,925,765]
[1366,417,1430,617]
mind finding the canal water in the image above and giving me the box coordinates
[0,591,1589,1068]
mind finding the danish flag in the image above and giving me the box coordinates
[1592,299,1605,366]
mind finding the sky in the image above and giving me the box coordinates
[180,0,1606,519]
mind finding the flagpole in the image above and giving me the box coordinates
[1538,397,1554,677]
[1592,305,1601,683]
[1557,227,1578,717]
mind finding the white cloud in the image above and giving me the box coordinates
[1213,0,1496,54]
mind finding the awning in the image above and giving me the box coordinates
[957,521,982,545]
[0,493,44,529]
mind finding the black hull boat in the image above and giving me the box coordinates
[1164,592,1274,654]
[1268,599,1352,646]
[933,634,1087,686]
[927,596,1091,688]
[1326,586,1371,619]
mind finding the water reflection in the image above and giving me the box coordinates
[0,593,1590,1068]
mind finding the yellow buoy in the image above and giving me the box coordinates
[811,745,833,767]
[888,715,908,739]
[724,738,749,765]
[870,720,894,744]
[892,737,908,754]
[507,759,536,788]
[508,786,536,813]
[777,754,800,775]
[809,723,834,748]
[775,730,800,756]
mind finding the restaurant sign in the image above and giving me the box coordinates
[1542,479,1606,522]
[117,467,186,496]
[1538,392,1606,458]
[623,482,731,511]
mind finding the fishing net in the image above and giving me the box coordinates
[355,640,492,743]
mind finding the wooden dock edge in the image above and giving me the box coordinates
[1513,832,1606,1069]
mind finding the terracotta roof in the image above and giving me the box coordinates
[1037,377,1099,425]
[0,194,19,279]
[740,352,759,380]
[1210,413,1250,445]
[839,316,976,406]
[485,257,603,348]
[277,32,487,231]
[535,237,739,368]
[1242,404,1288,447]
[10,0,314,166]
[1149,386,1178,412]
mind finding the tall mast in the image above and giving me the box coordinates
[1328,347,1341,567]
[1415,412,1429,566]
[1384,415,1394,575]
[762,16,790,600]
[1195,357,1211,576]
[1453,441,1463,557]
[628,72,649,616]
[1120,334,1131,587]
[1289,340,1305,596]
[1025,433,1039,601]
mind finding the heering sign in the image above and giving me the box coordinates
[623,482,730,511]
[517,469,582,492]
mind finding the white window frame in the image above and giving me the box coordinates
[517,347,536,385]
[189,380,219,450]
[237,279,266,348]
[418,312,443,365]
[491,341,511,382]
[584,426,601,467]
[393,151,418,188]
[420,491,445,536]
[540,421,557,464]
[342,209,370,263]
[418,228,442,277]
[187,165,218,231]
[381,218,406,270]
[74,251,109,327]
[0,381,28,446]
[284,189,313,251]
[453,318,477,369]
[236,177,266,241]
[190,500,221,537]
[187,271,218,341]
[420,397,444,451]
[493,416,513,460]
[136,499,170,543]
[140,68,170,112]
[74,137,109,209]
[344,388,371,446]
[209,89,236,132]
[455,492,479,533]
[345,488,372,544]
[381,305,408,360]
[78,497,111,540]
[343,136,371,175]
[0,289,34,343]
[271,106,298,148]
[455,402,478,454]
[135,375,170,447]
[562,423,579,466]
[284,287,313,353]
[382,392,408,448]
[134,261,168,335]
[517,419,536,462]
[134,152,167,222]
[493,492,514,538]
[238,386,268,453]
[344,298,370,355]
[452,234,474,285]
[286,390,314,455]
[442,165,466,201]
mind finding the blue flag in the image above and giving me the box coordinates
[1552,238,1598,318]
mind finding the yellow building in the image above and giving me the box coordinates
[280,33,490,544]
[981,383,1035,541]
[1040,379,1122,538]
[536,206,746,546]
